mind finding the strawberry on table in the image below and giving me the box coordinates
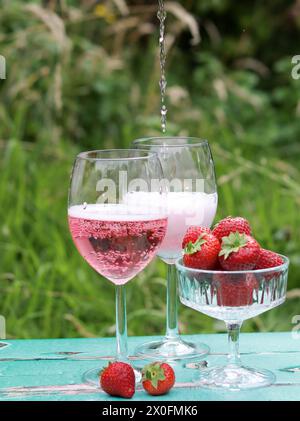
[183,230,221,270]
[218,232,260,271]
[100,361,135,399]
[142,362,175,396]
[255,248,284,269]
[212,216,251,241]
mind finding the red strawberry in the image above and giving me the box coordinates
[214,273,258,306]
[183,232,221,270]
[142,362,175,396]
[219,233,260,271]
[255,249,284,269]
[100,362,135,399]
[182,226,211,249]
[212,217,251,241]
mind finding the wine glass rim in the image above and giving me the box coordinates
[175,254,289,275]
[133,137,209,148]
[76,149,159,162]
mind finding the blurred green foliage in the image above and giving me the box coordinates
[0,0,299,339]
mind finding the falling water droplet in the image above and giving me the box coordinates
[83,202,87,209]
[161,105,168,116]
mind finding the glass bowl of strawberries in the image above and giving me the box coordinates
[176,217,289,390]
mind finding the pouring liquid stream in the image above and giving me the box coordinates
[158,0,168,133]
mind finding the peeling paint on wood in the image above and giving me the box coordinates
[0,333,299,401]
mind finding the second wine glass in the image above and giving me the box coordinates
[133,137,218,360]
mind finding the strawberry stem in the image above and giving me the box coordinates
[219,232,248,260]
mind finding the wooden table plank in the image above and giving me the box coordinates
[0,333,299,401]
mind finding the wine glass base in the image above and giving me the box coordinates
[135,338,209,361]
[83,366,142,388]
[198,364,276,391]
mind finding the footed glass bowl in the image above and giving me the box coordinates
[176,256,289,390]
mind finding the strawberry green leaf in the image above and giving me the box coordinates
[142,363,166,389]
[184,234,207,255]
[219,232,248,259]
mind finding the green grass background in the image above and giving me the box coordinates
[0,0,300,339]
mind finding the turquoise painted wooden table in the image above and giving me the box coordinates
[0,332,299,401]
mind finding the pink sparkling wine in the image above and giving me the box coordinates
[68,205,167,285]
[124,192,218,264]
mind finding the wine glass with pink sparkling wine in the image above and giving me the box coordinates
[68,150,168,385]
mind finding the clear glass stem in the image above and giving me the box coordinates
[166,263,179,340]
[226,322,242,366]
[115,285,128,361]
